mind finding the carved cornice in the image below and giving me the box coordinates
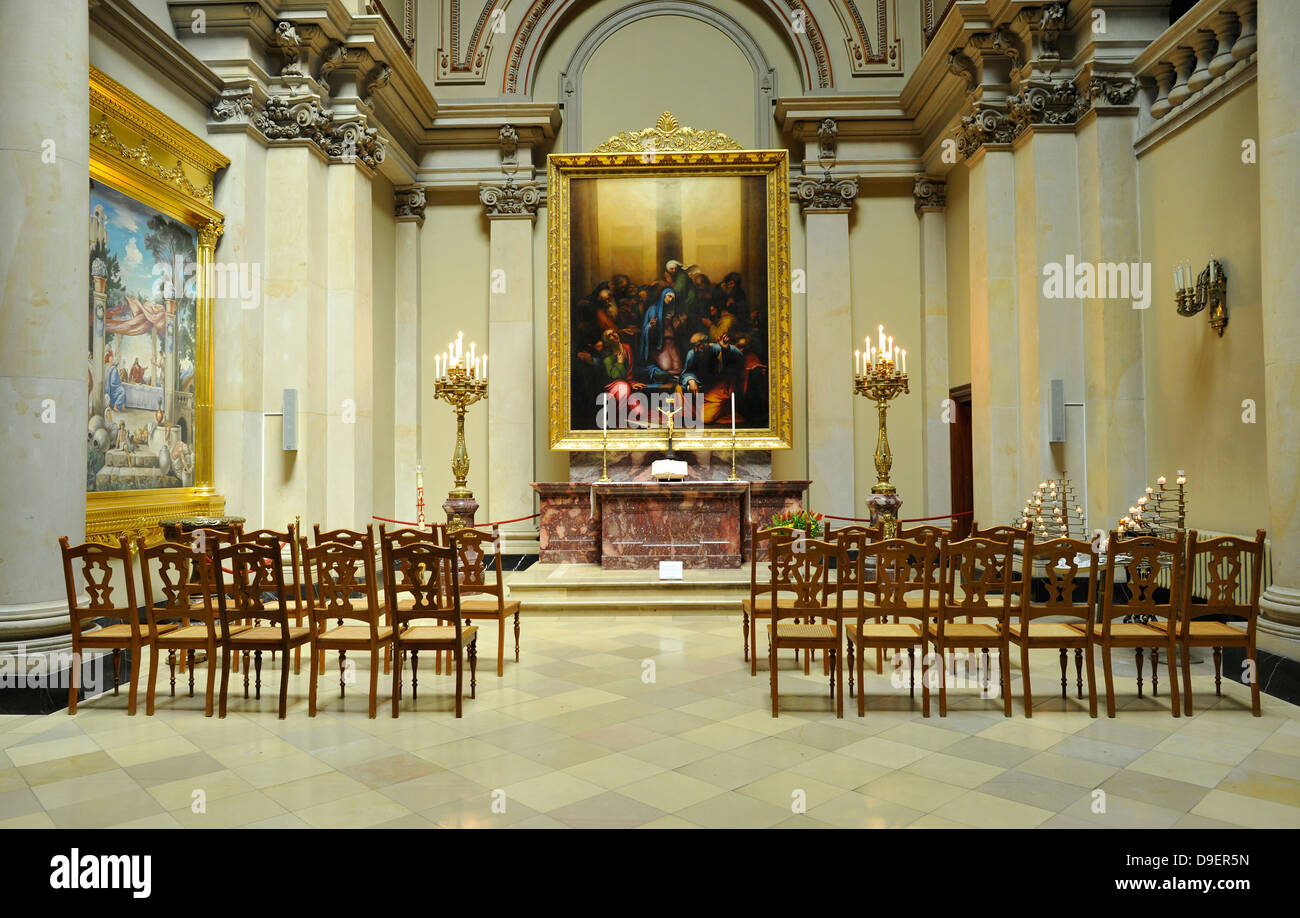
[795,171,859,213]
[1089,74,1139,107]
[912,175,946,213]
[394,186,427,224]
[480,178,541,218]
[90,115,217,203]
[953,101,1016,158]
[241,92,387,169]
[1006,78,1086,134]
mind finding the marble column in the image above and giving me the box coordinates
[0,0,90,661]
[966,145,1022,526]
[393,187,425,524]
[1256,0,1300,639]
[480,179,541,552]
[914,178,951,516]
[798,173,858,520]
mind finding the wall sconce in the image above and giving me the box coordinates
[1174,256,1228,336]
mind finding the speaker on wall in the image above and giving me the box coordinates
[1050,379,1065,443]
[282,388,298,451]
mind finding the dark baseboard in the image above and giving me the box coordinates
[0,650,131,715]
[1221,645,1300,708]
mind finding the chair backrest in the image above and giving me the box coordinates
[383,539,463,638]
[313,524,376,550]
[829,529,875,598]
[1100,529,1185,632]
[868,535,937,625]
[936,537,1016,628]
[825,521,882,541]
[749,521,799,600]
[897,523,950,545]
[186,525,243,555]
[766,531,837,624]
[59,536,140,642]
[971,521,1029,605]
[379,524,438,551]
[1022,535,1097,630]
[300,539,382,632]
[1183,529,1265,636]
[242,524,303,613]
[446,525,504,602]
[137,539,215,640]
[214,540,294,638]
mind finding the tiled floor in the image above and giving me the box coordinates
[2,615,1298,828]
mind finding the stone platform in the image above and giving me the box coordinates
[503,563,755,615]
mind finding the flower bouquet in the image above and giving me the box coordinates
[770,508,825,539]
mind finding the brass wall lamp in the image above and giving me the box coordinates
[1173,256,1228,336]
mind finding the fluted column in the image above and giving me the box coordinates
[480,178,541,552]
[914,177,951,516]
[393,187,425,523]
[1256,0,1300,638]
[0,0,90,660]
[798,171,859,519]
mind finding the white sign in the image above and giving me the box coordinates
[659,560,683,580]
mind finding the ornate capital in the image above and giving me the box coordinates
[210,88,255,124]
[198,219,224,248]
[913,176,946,213]
[480,179,540,219]
[248,93,387,170]
[953,101,1016,158]
[1088,74,1139,107]
[796,171,859,213]
[1007,78,1085,134]
[395,186,426,224]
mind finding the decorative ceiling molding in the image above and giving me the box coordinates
[592,111,745,154]
[830,0,902,76]
[437,0,497,84]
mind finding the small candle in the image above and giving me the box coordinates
[900,349,906,375]
[1157,475,1166,485]
[878,325,885,355]
[855,349,861,376]
[482,354,488,381]
[887,335,893,360]
[457,331,464,361]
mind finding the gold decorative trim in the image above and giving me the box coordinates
[91,67,230,175]
[546,138,792,452]
[592,111,745,154]
[90,115,216,204]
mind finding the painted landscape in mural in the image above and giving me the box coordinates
[87,179,198,492]
[568,174,769,432]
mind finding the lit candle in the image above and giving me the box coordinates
[469,341,476,368]
[482,354,488,382]
[457,331,464,362]
[1157,475,1166,485]
[878,325,885,355]
[900,349,906,375]
[855,349,861,376]
[887,335,893,360]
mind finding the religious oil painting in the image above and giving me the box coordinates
[547,146,792,451]
[87,179,199,492]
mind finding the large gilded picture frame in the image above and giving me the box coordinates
[547,115,792,451]
[86,67,229,546]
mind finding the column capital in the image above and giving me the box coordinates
[480,178,541,219]
[913,175,946,213]
[795,171,858,214]
[394,186,426,225]
[954,100,1016,160]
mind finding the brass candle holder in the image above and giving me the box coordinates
[1021,475,1087,541]
[1117,470,1188,539]
[433,343,488,531]
[727,432,739,481]
[853,326,909,537]
[1174,257,1227,337]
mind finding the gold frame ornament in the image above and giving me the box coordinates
[547,113,792,451]
[86,67,230,547]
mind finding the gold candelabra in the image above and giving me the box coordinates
[433,332,488,530]
[853,325,909,537]
[727,432,739,481]
[1117,470,1187,538]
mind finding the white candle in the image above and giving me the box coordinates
[900,349,906,375]
[878,325,885,355]
[730,392,736,436]
[887,335,893,360]
[482,354,488,382]
[855,349,860,376]
[457,331,464,362]
[602,394,607,432]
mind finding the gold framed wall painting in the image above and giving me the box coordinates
[547,142,792,451]
[86,67,229,546]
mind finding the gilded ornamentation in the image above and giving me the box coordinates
[592,111,744,155]
[89,116,215,204]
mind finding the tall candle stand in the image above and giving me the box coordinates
[1020,475,1087,541]
[853,327,909,537]
[433,339,488,532]
[599,426,612,482]
[727,432,739,481]
[1117,470,1188,539]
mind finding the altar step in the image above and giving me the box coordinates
[502,563,754,615]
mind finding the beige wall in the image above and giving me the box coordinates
[372,174,397,517]
[1137,88,1267,535]
[944,165,971,388]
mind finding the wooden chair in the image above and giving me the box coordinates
[311,525,388,674]
[844,534,937,717]
[827,525,882,673]
[1175,530,1266,716]
[300,538,392,718]
[184,525,243,673]
[242,525,306,673]
[1007,535,1099,718]
[138,540,242,716]
[930,537,1016,717]
[214,540,311,719]
[59,536,156,715]
[1094,530,1185,718]
[742,521,799,675]
[897,523,950,544]
[383,537,478,717]
[767,532,842,717]
[444,526,521,677]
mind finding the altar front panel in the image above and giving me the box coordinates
[595,482,747,570]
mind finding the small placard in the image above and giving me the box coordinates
[659,560,684,580]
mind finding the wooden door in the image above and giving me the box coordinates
[948,384,973,539]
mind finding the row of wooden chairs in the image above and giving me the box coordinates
[746,521,1266,720]
[58,521,520,719]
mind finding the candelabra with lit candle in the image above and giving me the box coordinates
[853,324,909,537]
[433,331,488,531]
[1116,470,1188,539]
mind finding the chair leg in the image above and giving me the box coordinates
[846,639,855,699]
[454,646,464,718]
[1135,647,1144,698]
[1085,640,1099,718]
[368,647,380,719]
[146,644,161,716]
[1166,639,1181,718]
[835,645,844,718]
[338,650,347,698]
[412,650,420,700]
[937,642,948,717]
[1059,648,1068,700]
[67,645,79,714]
[219,647,231,718]
[1103,644,1117,718]
[920,639,931,718]
[1000,640,1012,717]
[1151,647,1159,697]
[742,611,749,662]
[770,633,779,717]
[1180,639,1194,716]
[750,616,759,676]
[1213,646,1223,696]
[1020,642,1033,718]
[188,650,196,697]
[204,642,217,717]
[496,616,505,677]
[469,638,478,699]
[167,650,175,698]
[254,650,263,700]
[112,648,121,696]
[278,651,291,719]
[391,643,403,718]
[127,644,142,716]
[513,610,520,662]
[908,647,915,699]
[1075,648,1084,699]
[857,642,866,718]
[308,645,319,717]
[1248,639,1261,716]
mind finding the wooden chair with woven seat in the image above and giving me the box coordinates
[138,540,243,717]
[931,536,1016,717]
[897,523,950,544]
[383,537,478,717]
[311,524,388,675]
[1176,529,1266,716]
[60,536,157,716]
[300,538,393,719]
[844,533,937,717]
[767,531,842,717]
[742,521,800,675]
[1007,534,1099,718]
[443,525,521,677]
[214,540,311,719]
[183,525,243,673]
[242,525,307,674]
[826,524,883,674]
[1094,530,1185,718]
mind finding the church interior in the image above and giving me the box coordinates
[2,0,1299,843]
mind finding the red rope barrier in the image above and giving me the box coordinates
[821,510,974,524]
[371,512,541,529]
